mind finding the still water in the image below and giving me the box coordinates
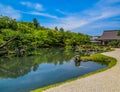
[0,48,107,92]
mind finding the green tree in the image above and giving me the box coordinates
[0,15,91,57]
[55,26,58,31]
[59,27,64,32]
[33,18,39,29]
[0,16,17,30]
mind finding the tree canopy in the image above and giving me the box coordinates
[33,18,39,29]
[0,16,90,56]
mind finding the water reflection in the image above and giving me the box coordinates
[74,61,81,67]
[0,48,109,92]
[0,48,81,78]
[0,48,108,79]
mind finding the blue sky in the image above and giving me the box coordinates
[0,0,120,35]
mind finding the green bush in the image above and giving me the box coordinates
[81,54,116,67]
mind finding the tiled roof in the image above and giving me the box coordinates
[98,30,120,40]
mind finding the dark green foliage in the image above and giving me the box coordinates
[108,40,120,47]
[106,31,120,47]
[33,18,39,29]
[59,27,64,32]
[117,31,120,36]
[0,16,17,30]
[55,26,58,31]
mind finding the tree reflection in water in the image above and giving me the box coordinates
[0,48,81,78]
[74,61,81,67]
[0,48,108,79]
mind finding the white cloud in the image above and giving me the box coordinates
[45,0,120,33]
[47,11,119,30]
[35,4,43,10]
[96,0,120,6]
[74,21,120,36]
[21,2,31,7]
[56,9,69,15]
[20,1,58,19]
[0,4,21,19]
[20,11,58,19]
[20,1,44,11]
[29,11,58,19]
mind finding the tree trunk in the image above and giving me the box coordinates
[0,36,17,48]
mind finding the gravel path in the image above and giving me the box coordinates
[44,49,120,92]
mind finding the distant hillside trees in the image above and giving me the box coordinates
[0,15,90,56]
[55,26,58,31]
[33,18,39,29]
[0,16,17,30]
[59,27,64,32]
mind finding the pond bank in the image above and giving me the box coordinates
[33,49,120,92]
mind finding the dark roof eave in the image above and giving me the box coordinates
[97,38,120,41]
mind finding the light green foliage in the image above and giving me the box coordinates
[78,45,113,52]
[0,34,4,44]
[17,23,33,33]
[0,16,90,56]
[81,54,117,69]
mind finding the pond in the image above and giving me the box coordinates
[0,48,107,92]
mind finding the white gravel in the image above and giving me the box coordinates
[44,49,120,92]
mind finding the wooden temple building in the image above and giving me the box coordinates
[97,30,120,45]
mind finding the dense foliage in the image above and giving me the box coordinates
[108,40,120,47]
[117,30,120,36]
[0,16,90,56]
